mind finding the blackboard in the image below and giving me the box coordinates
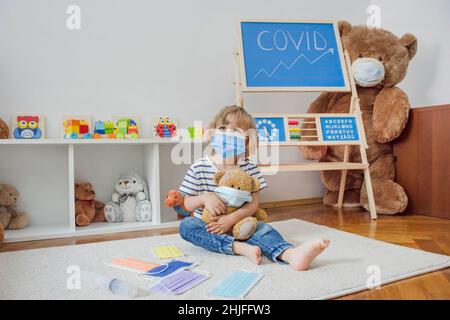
[319,116,359,141]
[238,20,349,92]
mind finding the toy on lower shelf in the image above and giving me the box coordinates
[12,114,45,139]
[62,116,92,139]
[104,173,152,223]
[165,189,191,219]
[0,184,28,243]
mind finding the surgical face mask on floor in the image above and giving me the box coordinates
[352,57,385,87]
[210,131,246,159]
[214,186,252,207]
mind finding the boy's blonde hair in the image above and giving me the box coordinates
[208,105,256,131]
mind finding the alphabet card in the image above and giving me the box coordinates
[61,115,92,139]
[12,114,45,139]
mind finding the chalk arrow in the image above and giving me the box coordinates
[254,48,336,78]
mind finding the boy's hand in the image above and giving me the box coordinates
[206,215,235,235]
[202,193,226,216]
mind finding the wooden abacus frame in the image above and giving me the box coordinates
[232,21,377,219]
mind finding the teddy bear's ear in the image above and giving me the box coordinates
[213,171,225,185]
[337,20,352,37]
[251,177,261,192]
[400,33,417,61]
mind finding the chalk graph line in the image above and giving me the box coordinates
[253,48,335,78]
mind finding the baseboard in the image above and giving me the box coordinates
[260,197,323,209]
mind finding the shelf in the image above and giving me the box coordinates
[0,138,205,145]
[260,162,367,174]
[2,221,180,243]
[257,141,362,146]
[4,225,74,243]
[74,221,180,236]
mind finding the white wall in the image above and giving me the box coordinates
[1,0,449,202]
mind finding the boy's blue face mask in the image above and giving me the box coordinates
[214,186,252,207]
[210,131,246,158]
[352,57,385,87]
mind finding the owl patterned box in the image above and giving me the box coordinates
[12,114,45,139]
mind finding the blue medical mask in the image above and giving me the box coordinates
[210,132,246,158]
[214,186,252,207]
[209,271,263,298]
[144,259,194,277]
[352,58,385,87]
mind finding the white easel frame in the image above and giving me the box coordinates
[233,20,377,220]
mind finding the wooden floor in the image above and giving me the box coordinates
[1,204,449,299]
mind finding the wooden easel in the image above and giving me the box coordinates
[232,25,377,220]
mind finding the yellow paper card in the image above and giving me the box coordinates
[153,245,184,259]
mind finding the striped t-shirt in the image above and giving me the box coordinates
[179,156,267,218]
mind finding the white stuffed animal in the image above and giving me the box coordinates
[105,173,152,222]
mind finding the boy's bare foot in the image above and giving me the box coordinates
[232,241,262,265]
[280,239,330,271]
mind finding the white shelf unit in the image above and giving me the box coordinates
[0,139,190,243]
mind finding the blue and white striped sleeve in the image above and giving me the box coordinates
[179,165,201,196]
[244,162,267,192]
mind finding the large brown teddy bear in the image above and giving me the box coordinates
[300,21,417,214]
[0,184,28,243]
[75,182,106,226]
[202,169,267,240]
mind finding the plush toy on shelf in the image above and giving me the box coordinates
[74,182,106,227]
[0,184,28,243]
[0,118,9,139]
[202,169,267,240]
[299,21,417,215]
[104,174,152,223]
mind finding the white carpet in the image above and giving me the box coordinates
[1,219,449,300]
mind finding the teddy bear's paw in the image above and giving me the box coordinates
[104,202,123,223]
[136,200,152,222]
[233,217,257,240]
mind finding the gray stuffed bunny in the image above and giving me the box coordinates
[104,173,152,222]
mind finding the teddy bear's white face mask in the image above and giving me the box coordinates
[352,57,385,87]
[214,186,252,207]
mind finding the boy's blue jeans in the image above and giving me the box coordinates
[179,217,294,263]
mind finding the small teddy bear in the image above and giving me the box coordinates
[202,169,267,240]
[104,173,152,223]
[75,182,105,227]
[0,184,28,243]
[0,118,9,139]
